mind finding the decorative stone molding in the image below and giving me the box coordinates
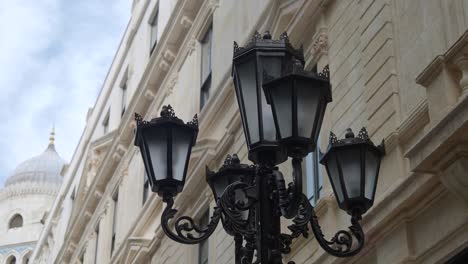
[207,0,220,11]
[163,48,176,62]
[416,31,468,124]
[310,28,328,61]
[187,37,197,55]
[112,144,128,161]
[454,54,468,95]
[144,89,155,101]
[94,190,103,199]
[165,73,178,96]
[180,15,193,28]
[159,60,170,71]
[0,182,60,200]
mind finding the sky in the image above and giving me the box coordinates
[0,0,131,185]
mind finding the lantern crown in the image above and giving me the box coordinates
[233,31,304,62]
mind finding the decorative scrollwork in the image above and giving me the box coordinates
[280,194,364,257]
[280,195,312,254]
[309,199,364,257]
[219,181,255,237]
[161,196,222,244]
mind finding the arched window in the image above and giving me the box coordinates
[9,214,23,229]
[7,255,16,264]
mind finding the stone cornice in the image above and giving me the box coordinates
[416,31,468,87]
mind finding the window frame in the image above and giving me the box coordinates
[305,143,323,206]
[94,223,100,264]
[111,190,119,254]
[199,24,213,110]
[102,110,110,135]
[9,214,23,229]
[149,6,159,54]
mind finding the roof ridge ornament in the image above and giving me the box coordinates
[48,126,56,150]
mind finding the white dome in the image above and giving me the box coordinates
[4,130,66,187]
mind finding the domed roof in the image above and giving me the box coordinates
[4,128,66,187]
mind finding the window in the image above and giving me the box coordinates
[7,256,16,264]
[111,191,119,254]
[121,81,127,116]
[70,187,76,201]
[305,147,323,206]
[198,210,210,264]
[200,25,213,110]
[79,251,85,264]
[95,224,100,264]
[150,10,158,53]
[103,110,110,134]
[9,214,23,229]
[143,172,150,205]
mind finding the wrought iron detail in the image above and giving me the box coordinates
[318,65,330,79]
[161,195,222,244]
[233,31,303,60]
[161,104,176,118]
[279,32,289,42]
[186,114,198,129]
[357,127,369,140]
[134,113,149,126]
[280,194,365,258]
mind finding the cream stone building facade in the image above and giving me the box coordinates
[0,131,66,264]
[31,0,468,263]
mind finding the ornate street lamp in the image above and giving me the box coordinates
[134,105,198,198]
[321,128,385,217]
[231,31,304,165]
[134,31,385,264]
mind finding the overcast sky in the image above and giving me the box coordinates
[0,0,131,185]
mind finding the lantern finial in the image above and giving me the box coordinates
[161,105,176,118]
[345,128,355,138]
[263,31,272,39]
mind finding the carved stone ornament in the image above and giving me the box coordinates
[311,29,328,59]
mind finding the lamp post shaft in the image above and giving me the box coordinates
[256,168,282,264]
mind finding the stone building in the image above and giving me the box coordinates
[31,0,468,263]
[0,130,66,264]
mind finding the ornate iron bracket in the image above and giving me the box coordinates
[280,194,365,258]
[161,195,222,244]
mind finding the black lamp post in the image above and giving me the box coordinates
[134,32,385,264]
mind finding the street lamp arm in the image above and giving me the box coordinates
[160,195,222,244]
[309,200,365,257]
[280,194,365,257]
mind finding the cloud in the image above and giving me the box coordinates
[0,0,131,185]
